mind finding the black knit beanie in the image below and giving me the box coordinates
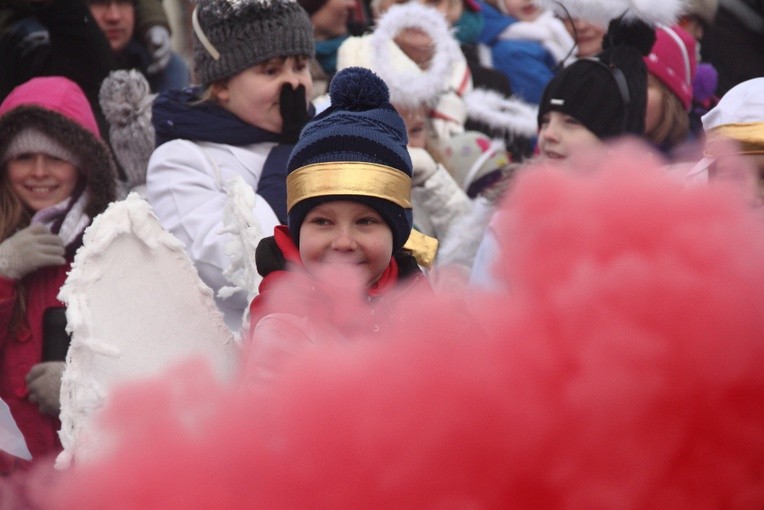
[538,18,654,139]
[286,67,413,251]
[192,0,315,86]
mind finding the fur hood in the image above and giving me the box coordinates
[0,78,117,219]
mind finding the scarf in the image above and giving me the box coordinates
[31,184,90,259]
[315,35,349,75]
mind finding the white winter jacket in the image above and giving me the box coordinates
[146,139,280,332]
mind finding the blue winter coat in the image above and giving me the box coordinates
[476,0,557,104]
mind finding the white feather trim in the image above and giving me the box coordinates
[535,0,682,27]
[499,11,575,64]
[219,176,264,306]
[464,88,539,138]
[369,3,463,108]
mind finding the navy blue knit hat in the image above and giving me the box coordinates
[286,67,413,251]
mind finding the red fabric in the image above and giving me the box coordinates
[644,25,697,111]
[0,265,69,472]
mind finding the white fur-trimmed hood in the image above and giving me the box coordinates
[535,0,683,28]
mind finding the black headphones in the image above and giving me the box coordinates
[583,57,632,134]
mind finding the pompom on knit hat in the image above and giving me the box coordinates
[644,25,697,111]
[99,69,156,189]
[537,18,653,139]
[192,0,315,86]
[286,67,413,251]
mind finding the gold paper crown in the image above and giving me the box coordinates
[705,122,764,156]
[286,161,412,212]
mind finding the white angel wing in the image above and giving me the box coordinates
[218,176,266,336]
[56,193,239,469]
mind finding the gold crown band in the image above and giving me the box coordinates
[286,162,412,212]
[705,122,764,156]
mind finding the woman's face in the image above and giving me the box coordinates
[501,0,540,21]
[215,56,313,134]
[537,110,601,161]
[311,0,355,40]
[394,27,435,69]
[563,17,606,58]
[645,74,665,136]
[6,153,79,211]
[374,0,462,24]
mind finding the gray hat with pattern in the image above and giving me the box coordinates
[192,0,315,86]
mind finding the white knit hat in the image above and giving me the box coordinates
[2,127,81,168]
[440,131,510,196]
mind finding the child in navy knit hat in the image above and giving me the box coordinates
[243,67,432,385]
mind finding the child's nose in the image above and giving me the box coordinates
[331,229,358,251]
[542,119,562,141]
[31,155,49,177]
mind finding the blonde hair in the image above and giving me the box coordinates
[645,75,690,150]
[0,167,30,241]
[0,166,32,331]
[192,79,228,106]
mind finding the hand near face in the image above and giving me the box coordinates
[394,28,435,69]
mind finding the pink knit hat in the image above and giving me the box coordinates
[0,76,100,138]
[644,25,697,111]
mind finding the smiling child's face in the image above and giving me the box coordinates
[299,200,394,287]
[537,110,602,161]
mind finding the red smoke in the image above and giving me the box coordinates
[34,141,764,509]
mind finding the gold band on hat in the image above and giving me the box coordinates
[705,122,764,156]
[286,162,412,212]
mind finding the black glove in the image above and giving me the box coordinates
[279,83,308,143]
[255,236,286,277]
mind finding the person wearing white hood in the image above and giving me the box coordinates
[685,78,764,206]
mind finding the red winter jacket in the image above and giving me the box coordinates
[0,264,69,472]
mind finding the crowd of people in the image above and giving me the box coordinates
[0,0,763,499]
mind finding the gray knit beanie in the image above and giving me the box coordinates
[192,0,315,86]
[2,128,81,168]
